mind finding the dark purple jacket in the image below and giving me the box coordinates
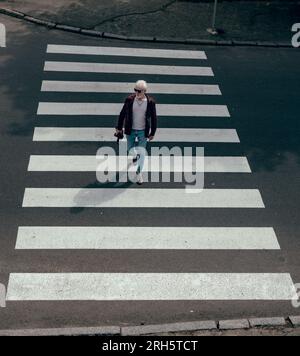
[116,94,157,137]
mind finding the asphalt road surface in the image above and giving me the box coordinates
[0,14,300,330]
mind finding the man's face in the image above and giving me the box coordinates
[134,87,145,98]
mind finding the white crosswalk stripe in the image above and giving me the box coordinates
[37,102,230,117]
[9,43,295,304]
[28,155,251,173]
[33,127,240,142]
[15,227,280,250]
[46,44,207,59]
[41,81,222,95]
[7,273,295,301]
[22,188,265,208]
[44,61,214,76]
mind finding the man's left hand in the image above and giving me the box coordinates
[148,136,154,141]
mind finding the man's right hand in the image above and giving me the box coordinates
[115,129,123,135]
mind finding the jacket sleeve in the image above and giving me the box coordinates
[150,101,157,136]
[116,98,128,130]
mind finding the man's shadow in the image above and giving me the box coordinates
[70,161,138,214]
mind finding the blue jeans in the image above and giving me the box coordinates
[126,130,148,174]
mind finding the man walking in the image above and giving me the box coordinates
[116,80,157,185]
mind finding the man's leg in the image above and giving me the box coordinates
[135,130,148,174]
[126,131,136,159]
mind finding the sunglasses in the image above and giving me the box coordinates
[134,88,144,93]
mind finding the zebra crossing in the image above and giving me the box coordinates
[28,155,251,172]
[22,188,265,208]
[33,127,240,142]
[41,81,222,95]
[43,61,214,76]
[37,102,230,117]
[46,45,208,59]
[7,273,293,301]
[6,44,296,303]
[15,227,280,250]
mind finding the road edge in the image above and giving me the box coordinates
[0,316,299,336]
[0,7,294,48]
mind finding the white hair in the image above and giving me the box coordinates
[135,80,148,91]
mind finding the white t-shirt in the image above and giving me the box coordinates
[132,97,147,130]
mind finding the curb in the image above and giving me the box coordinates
[0,316,299,336]
[0,7,294,48]
[121,320,217,336]
[0,326,121,337]
[218,319,250,330]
